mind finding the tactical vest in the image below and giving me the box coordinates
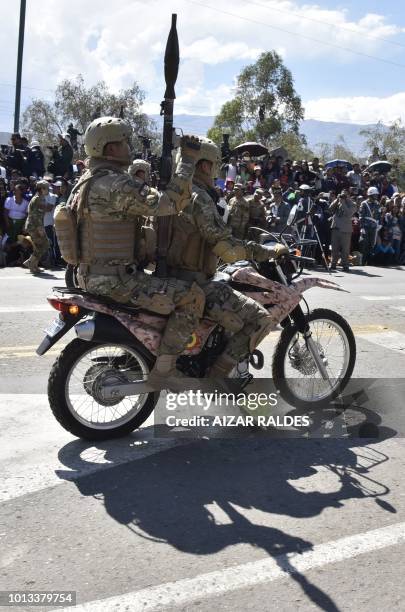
[167,192,218,280]
[78,215,137,267]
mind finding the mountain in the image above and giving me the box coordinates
[150,115,376,156]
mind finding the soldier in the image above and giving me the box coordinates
[165,138,290,378]
[247,188,267,230]
[228,183,250,239]
[55,116,204,389]
[23,180,52,273]
[359,186,380,265]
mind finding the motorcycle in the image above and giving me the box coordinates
[38,208,356,440]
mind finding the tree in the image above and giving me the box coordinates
[360,120,405,161]
[314,136,357,164]
[268,131,314,162]
[207,51,304,149]
[22,75,158,156]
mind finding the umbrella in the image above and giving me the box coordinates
[367,160,392,174]
[325,159,353,170]
[231,142,269,157]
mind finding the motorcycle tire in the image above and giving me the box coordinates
[272,308,356,409]
[48,338,158,440]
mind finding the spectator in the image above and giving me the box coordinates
[329,189,356,272]
[228,183,250,239]
[29,140,45,177]
[359,186,380,265]
[3,183,29,242]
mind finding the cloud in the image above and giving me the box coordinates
[1,0,405,130]
[305,92,405,124]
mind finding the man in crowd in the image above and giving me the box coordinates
[267,185,291,233]
[247,188,267,230]
[23,180,51,273]
[228,183,250,239]
[329,188,356,272]
[359,186,380,265]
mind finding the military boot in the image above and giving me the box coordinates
[148,355,190,392]
[209,353,238,378]
[28,256,40,273]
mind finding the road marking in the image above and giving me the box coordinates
[0,394,188,502]
[61,521,405,612]
[0,305,52,313]
[357,330,405,354]
[361,295,405,301]
[391,306,405,313]
[0,275,65,280]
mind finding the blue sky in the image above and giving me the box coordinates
[1,0,405,133]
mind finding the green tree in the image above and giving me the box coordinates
[207,51,304,148]
[360,119,405,160]
[22,75,158,156]
[314,136,357,164]
[268,131,314,162]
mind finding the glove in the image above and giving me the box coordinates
[179,135,201,161]
[248,242,289,262]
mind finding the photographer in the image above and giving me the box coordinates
[329,188,356,272]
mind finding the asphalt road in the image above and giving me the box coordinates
[1,264,405,612]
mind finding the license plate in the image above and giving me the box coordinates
[44,315,66,337]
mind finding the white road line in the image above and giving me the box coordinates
[0,275,65,280]
[0,305,52,313]
[0,394,187,503]
[358,330,405,355]
[391,306,405,313]
[361,295,405,301]
[62,521,405,612]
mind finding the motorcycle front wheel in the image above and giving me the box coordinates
[48,339,158,440]
[272,308,356,409]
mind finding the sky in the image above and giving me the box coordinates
[1,0,405,133]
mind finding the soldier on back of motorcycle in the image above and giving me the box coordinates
[54,116,205,389]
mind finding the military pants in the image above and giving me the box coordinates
[27,226,49,261]
[203,281,274,361]
[360,227,376,265]
[331,229,351,267]
[80,269,205,356]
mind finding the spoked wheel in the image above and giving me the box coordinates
[272,308,356,408]
[48,339,158,440]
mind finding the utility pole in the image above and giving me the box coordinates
[14,0,27,133]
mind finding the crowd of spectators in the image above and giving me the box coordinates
[0,131,85,268]
[216,145,405,269]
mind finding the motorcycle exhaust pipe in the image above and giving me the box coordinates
[75,313,137,345]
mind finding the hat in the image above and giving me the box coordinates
[234,182,244,189]
[254,165,262,171]
[43,173,54,181]
[52,180,63,187]
[255,188,265,196]
[30,140,40,148]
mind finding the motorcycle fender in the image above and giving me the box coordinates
[36,313,85,356]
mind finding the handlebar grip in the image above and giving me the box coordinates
[289,254,316,264]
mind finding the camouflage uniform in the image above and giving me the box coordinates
[25,193,49,261]
[73,157,204,356]
[228,194,250,239]
[167,177,275,362]
[248,195,267,230]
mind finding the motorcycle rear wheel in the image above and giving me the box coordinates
[272,308,356,409]
[48,338,158,440]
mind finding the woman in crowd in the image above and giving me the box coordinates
[3,183,29,242]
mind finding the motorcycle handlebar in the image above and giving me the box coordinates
[289,254,316,265]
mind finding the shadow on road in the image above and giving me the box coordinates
[57,427,396,611]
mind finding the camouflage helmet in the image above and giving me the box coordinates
[128,159,151,182]
[84,116,132,158]
[196,137,221,179]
